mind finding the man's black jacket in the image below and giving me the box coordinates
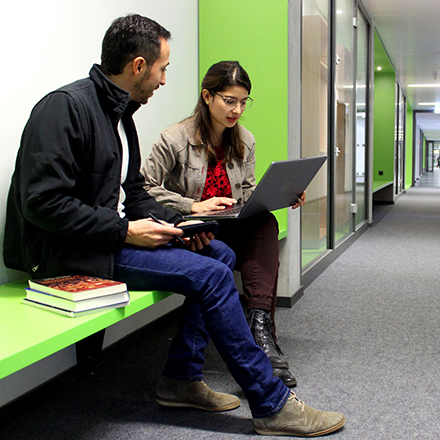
[4,64,183,279]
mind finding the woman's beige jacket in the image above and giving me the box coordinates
[142,117,256,214]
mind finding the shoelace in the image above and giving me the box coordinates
[291,392,305,411]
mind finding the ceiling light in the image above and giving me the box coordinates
[408,84,440,88]
[418,102,437,106]
[336,9,342,14]
[341,85,367,89]
[435,106,440,114]
[376,66,382,71]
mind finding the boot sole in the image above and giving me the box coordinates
[155,396,241,412]
[253,416,345,437]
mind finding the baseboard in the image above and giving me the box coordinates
[276,286,304,308]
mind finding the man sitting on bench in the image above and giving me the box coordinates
[3,14,345,437]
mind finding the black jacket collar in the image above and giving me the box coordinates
[89,64,141,122]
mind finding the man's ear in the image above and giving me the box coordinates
[132,56,147,75]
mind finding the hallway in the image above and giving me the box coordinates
[285,169,440,439]
[415,167,440,188]
[1,173,440,439]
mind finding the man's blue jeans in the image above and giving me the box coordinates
[113,240,289,418]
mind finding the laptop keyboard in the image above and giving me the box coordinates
[210,206,242,216]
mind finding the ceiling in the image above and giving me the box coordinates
[363,0,440,141]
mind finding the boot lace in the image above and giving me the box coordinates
[264,313,285,356]
[248,309,284,356]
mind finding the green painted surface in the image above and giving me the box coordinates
[374,32,394,75]
[0,279,173,380]
[373,31,396,184]
[372,180,393,193]
[199,0,288,234]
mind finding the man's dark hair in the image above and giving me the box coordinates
[101,14,171,75]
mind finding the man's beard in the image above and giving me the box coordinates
[133,70,155,104]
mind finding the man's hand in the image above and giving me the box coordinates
[191,197,237,213]
[125,218,184,248]
[176,220,215,251]
[291,191,306,210]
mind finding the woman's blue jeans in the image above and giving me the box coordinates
[113,239,289,418]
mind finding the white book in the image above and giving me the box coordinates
[23,298,129,318]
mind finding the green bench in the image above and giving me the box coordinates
[372,180,394,204]
[0,279,174,381]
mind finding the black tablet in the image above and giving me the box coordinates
[178,220,220,238]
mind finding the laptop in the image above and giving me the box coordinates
[184,155,327,220]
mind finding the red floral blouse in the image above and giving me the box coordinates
[201,147,233,200]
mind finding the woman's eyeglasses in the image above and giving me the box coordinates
[213,92,253,111]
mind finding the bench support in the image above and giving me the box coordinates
[75,329,106,376]
[373,181,394,204]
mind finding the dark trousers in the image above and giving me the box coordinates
[216,211,280,334]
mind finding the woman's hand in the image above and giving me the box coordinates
[191,197,237,213]
[291,191,306,210]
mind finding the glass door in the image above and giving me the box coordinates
[301,0,330,268]
[427,141,434,172]
[354,9,368,227]
[334,0,354,244]
[395,83,406,194]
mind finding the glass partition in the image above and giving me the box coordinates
[395,84,406,192]
[301,0,329,267]
[334,0,354,244]
[427,141,434,172]
[355,10,368,227]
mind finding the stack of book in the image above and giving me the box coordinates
[23,275,130,317]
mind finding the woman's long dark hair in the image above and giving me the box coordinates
[192,61,252,163]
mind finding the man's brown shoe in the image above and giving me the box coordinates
[155,376,240,412]
[253,391,345,437]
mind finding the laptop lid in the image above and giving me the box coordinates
[184,155,327,220]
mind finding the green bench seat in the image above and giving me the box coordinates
[0,279,174,381]
[372,180,394,204]
[372,180,394,193]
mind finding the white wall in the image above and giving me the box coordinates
[0,0,199,284]
[0,0,198,408]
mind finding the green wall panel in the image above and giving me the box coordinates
[199,0,289,234]
[373,31,395,183]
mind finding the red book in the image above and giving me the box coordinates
[28,275,127,301]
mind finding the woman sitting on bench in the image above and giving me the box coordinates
[143,61,305,387]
